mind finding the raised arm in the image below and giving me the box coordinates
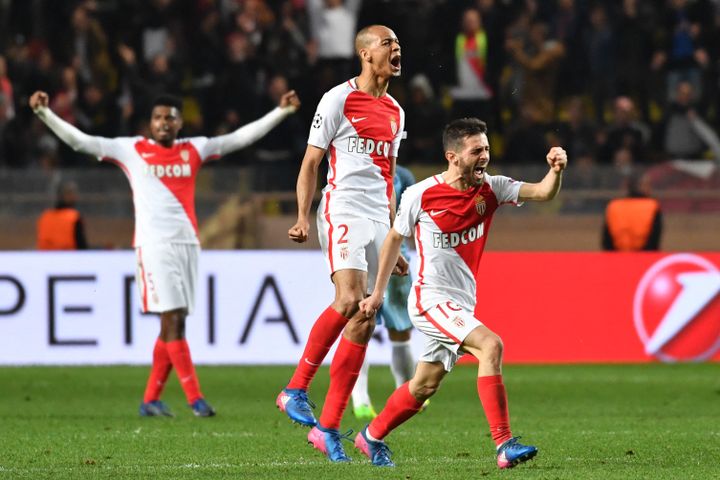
[288,145,326,243]
[30,91,104,157]
[205,91,300,158]
[518,146,568,202]
[359,229,406,317]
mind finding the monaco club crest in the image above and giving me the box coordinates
[390,117,398,136]
[180,149,190,162]
[474,195,486,216]
[633,253,720,362]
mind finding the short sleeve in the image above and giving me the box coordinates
[307,91,344,150]
[393,185,421,238]
[487,174,523,206]
[97,137,139,164]
[187,137,221,162]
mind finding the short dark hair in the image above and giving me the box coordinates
[442,118,488,152]
[151,94,183,112]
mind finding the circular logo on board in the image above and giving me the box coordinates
[633,254,720,362]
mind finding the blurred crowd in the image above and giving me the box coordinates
[1,0,720,188]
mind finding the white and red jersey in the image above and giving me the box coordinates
[96,136,224,247]
[394,173,523,313]
[309,78,405,225]
[36,103,292,247]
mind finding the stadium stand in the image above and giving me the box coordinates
[1,0,719,250]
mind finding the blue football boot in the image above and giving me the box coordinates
[190,398,216,417]
[276,388,317,426]
[307,425,353,462]
[354,427,395,467]
[139,400,174,417]
[496,436,538,469]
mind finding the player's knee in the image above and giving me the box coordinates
[333,293,363,318]
[160,309,186,340]
[480,334,503,362]
[413,381,440,400]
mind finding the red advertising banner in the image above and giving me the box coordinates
[472,252,720,363]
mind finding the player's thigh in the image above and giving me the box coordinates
[135,244,197,314]
[410,301,484,371]
[461,325,502,357]
[332,268,367,302]
[318,213,374,285]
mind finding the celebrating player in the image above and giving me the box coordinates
[276,24,406,462]
[355,118,567,468]
[30,88,300,417]
[351,164,417,421]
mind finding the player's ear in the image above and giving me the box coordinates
[445,150,455,164]
[360,48,372,63]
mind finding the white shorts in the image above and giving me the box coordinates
[316,213,389,294]
[135,243,199,314]
[410,300,484,371]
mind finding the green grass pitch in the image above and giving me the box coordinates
[1,364,719,479]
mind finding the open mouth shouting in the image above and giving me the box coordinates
[390,54,402,74]
[474,164,486,183]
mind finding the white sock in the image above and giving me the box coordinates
[365,427,382,442]
[390,340,415,388]
[351,356,372,406]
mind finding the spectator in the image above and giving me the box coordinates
[615,0,656,122]
[62,4,116,92]
[37,180,89,250]
[306,0,362,95]
[450,8,494,122]
[504,103,550,163]
[404,74,446,165]
[506,20,564,121]
[652,0,711,103]
[602,172,662,251]
[584,4,616,124]
[0,55,15,120]
[263,1,311,86]
[219,32,264,123]
[253,74,306,190]
[553,0,585,101]
[660,80,720,160]
[552,96,598,161]
[51,66,80,124]
[599,96,651,163]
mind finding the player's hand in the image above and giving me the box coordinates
[280,90,301,112]
[288,218,309,243]
[29,91,50,111]
[359,293,383,319]
[546,146,568,173]
[393,254,409,276]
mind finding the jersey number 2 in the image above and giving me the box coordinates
[337,224,349,244]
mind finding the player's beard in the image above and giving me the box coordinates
[467,165,485,187]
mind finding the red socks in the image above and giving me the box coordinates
[166,339,203,404]
[318,336,367,430]
[287,306,348,391]
[477,375,512,446]
[368,382,424,440]
[143,339,172,403]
